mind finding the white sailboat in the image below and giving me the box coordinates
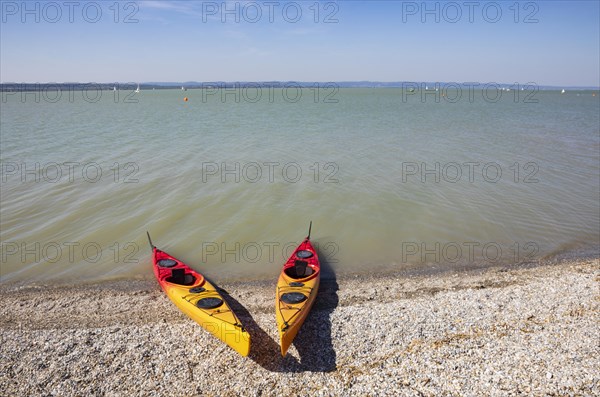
[113,86,117,91]
[182,86,187,91]
[135,84,140,93]
[561,89,565,94]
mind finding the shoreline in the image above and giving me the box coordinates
[1,258,598,395]
[2,245,598,291]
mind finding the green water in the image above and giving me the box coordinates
[1,88,598,285]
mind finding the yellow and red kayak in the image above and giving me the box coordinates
[275,222,320,356]
[148,232,250,356]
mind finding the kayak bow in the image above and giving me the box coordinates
[275,222,320,356]
[148,232,251,356]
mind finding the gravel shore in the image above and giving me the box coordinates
[1,259,598,396]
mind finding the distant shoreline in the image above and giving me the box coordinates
[2,82,599,91]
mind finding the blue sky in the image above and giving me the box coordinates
[1,1,599,85]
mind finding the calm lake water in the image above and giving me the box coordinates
[1,87,599,285]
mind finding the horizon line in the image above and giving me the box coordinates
[1,81,599,89]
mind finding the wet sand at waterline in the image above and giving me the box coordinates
[1,258,597,396]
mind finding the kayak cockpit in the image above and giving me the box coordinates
[284,260,319,279]
[166,268,197,285]
[154,250,203,286]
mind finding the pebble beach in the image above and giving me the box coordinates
[1,258,598,396]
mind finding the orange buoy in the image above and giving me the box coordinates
[184,97,189,102]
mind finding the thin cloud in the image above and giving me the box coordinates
[139,1,204,18]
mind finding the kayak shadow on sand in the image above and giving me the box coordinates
[290,244,339,372]
[217,241,339,373]
[217,282,301,371]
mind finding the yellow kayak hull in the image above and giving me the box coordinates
[163,280,251,357]
[275,236,320,356]
[152,244,250,356]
